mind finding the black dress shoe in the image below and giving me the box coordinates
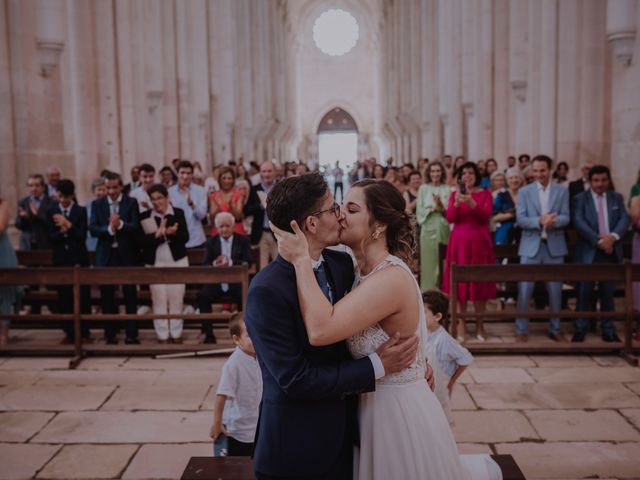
[203,335,217,344]
[571,332,586,343]
[105,337,118,345]
[602,332,622,343]
[125,337,141,345]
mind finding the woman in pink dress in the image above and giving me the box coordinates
[209,166,246,237]
[442,161,496,342]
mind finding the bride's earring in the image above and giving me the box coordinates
[372,230,380,240]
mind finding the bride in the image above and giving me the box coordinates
[272,179,500,480]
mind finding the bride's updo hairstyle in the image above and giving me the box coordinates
[352,179,416,266]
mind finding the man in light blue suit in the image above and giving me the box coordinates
[515,155,570,342]
[572,165,630,343]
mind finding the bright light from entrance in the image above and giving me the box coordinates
[313,9,359,56]
[318,132,358,173]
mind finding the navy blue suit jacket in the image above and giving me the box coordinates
[572,190,630,264]
[89,195,140,266]
[46,203,89,266]
[244,249,375,478]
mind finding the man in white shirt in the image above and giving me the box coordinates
[130,163,156,213]
[168,160,207,248]
[515,155,570,343]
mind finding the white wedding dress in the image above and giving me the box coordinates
[347,255,501,480]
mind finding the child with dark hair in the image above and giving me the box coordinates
[424,289,473,426]
[210,318,262,456]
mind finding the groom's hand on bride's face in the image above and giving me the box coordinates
[376,332,419,375]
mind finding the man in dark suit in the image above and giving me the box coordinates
[245,173,419,480]
[89,171,141,344]
[198,212,252,343]
[16,174,55,251]
[244,161,277,270]
[572,165,630,343]
[46,179,91,343]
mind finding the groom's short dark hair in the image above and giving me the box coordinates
[267,173,328,233]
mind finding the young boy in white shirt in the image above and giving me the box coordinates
[210,318,262,456]
[424,290,473,426]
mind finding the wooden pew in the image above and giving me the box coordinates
[181,455,527,479]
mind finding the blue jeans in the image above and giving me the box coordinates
[516,242,564,334]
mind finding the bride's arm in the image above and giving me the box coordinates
[273,221,410,346]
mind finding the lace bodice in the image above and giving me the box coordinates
[346,255,427,385]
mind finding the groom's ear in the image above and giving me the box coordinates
[303,215,317,233]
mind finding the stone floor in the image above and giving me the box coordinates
[1,343,640,479]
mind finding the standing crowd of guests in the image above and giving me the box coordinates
[1,155,640,345]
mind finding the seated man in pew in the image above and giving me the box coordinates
[198,212,252,344]
[46,179,91,343]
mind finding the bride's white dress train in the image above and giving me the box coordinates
[347,255,501,480]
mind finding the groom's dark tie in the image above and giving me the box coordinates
[313,262,334,304]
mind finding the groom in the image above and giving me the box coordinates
[245,173,420,480]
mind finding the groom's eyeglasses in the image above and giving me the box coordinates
[311,202,341,219]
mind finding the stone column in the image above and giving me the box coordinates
[0,0,18,209]
[538,0,557,157]
[492,0,510,164]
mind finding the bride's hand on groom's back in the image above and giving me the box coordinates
[270,220,310,264]
[376,332,419,375]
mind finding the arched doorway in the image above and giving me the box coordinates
[317,107,358,200]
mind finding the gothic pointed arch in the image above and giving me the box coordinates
[317,107,359,134]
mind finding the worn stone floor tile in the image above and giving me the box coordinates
[619,409,640,430]
[527,366,640,384]
[0,443,60,480]
[529,355,597,367]
[75,357,129,369]
[472,355,536,368]
[457,370,474,384]
[624,382,640,395]
[0,412,55,442]
[0,371,42,387]
[101,384,210,411]
[451,411,538,443]
[122,443,212,479]
[121,357,226,371]
[468,367,535,384]
[36,444,138,479]
[0,385,115,411]
[467,382,640,410]
[0,358,70,371]
[36,369,161,387]
[199,386,216,411]
[33,411,212,443]
[496,442,640,479]
[458,443,493,454]
[591,355,631,367]
[525,410,640,441]
[152,369,217,387]
[450,385,477,410]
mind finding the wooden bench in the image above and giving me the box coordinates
[448,262,640,362]
[0,265,250,367]
[181,455,527,479]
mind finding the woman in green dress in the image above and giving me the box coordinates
[417,161,451,292]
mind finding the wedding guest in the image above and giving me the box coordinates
[572,165,630,343]
[16,174,54,251]
[169,160,207,249]
[86,178,107,253]
[46,180,91,343]
[198,212,252,343]
[244,161,277,269]
[424,290,473,426]
[0,196,19,345]
[514,156,570,343]
[210,318,262,456]
[477,159,489,189]
[384,167,405,192]
[124,165,141,196]
[372,163,385,180]
[628,168,640,207]
[518,154,531,171]
[492,168,523,246]
[630,195,640,340]
[89,172,140,344]
[553,161,570,187]
[403,170,422,216]
[130,163,156,213]
[209,167,245,237]
[139,184,189,344]
[333,161,344,202]
[45,166,62,200]
[506,155,516,170]
[450,156,466,186]
[416,161,450,291]
[522,166,536,185]
[569,162,593,200]
[159,166,176,188]
[489,171,506,198]
[205,165,221,195]
[443,162,496,341]
[484,158,498,187]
